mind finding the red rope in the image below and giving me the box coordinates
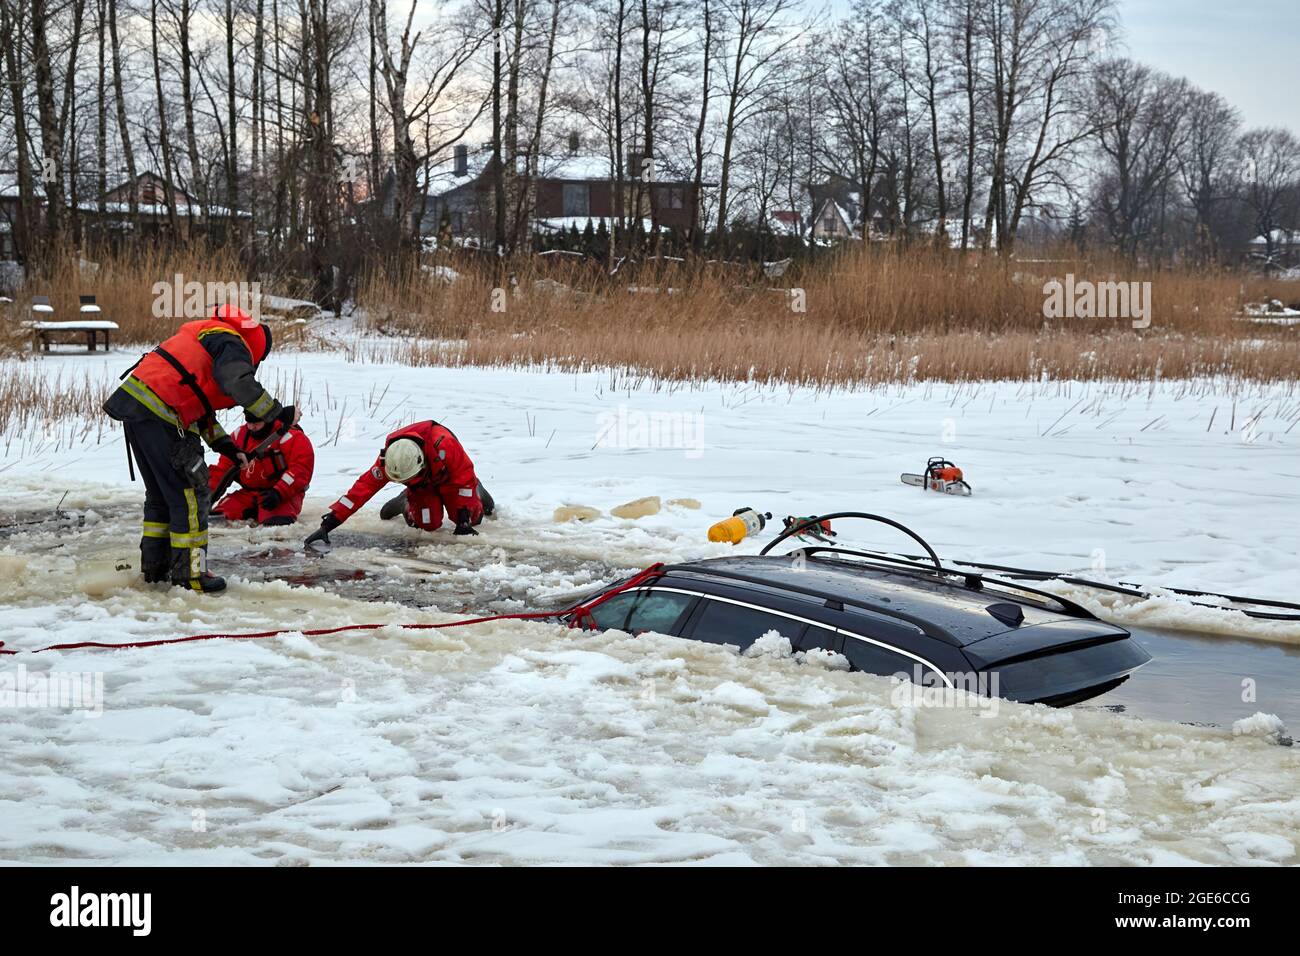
[0,563,666,656]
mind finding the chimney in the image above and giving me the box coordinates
[453,144,468,177]
[626,147,643,180]
[568,131,580,156]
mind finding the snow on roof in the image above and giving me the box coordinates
[538,153,614,181]
[73,199,250,218]
[422,152,488,196]
[1249,228,1300,245]
[421,149,689,197]
[0,174,247,217]
[767,210,803,236]
[908,217,997,248]
[536,216,667,233]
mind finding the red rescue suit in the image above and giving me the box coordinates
[328,421,482,531]
[210,424,315,523]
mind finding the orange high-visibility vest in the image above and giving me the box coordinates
[131,319,249,427]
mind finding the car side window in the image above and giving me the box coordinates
[841,636,916,679]
[585,592,639,631]
[584,590,696,634]
[625,591,696,635]
[689,600,802,651]
[797,625,844,654]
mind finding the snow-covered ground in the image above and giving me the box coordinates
[2,347,1298,864]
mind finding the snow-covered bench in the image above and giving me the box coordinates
[26,295,120,353]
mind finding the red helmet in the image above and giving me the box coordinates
[211,303,253,327]
[210,304,271,365]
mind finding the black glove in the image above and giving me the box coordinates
[212,436,244,462]
[305,512,341,549]
[260,488,283,511]
[453,507,479,536]
[272,404,297,432]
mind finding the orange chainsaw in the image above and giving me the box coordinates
[901,457,972,496]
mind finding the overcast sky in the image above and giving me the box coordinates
[1120,0,1300,130]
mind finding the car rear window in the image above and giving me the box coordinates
[689,600,803,651]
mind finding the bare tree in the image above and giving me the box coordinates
[948,0,981,249]
[713,0,803,246]
[825,3,891,240]
[978,0,1114,253]
[1,0,38,260]
[1178,88,1239,263]
[373,0,485,258]
[29,0,87,257]
[108,0,139,226]
[1238,127,1300,267]
[1089,58,1191,258]
[687,0,715,247]
[899,0,949,244]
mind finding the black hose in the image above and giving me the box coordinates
[759,512,943,573]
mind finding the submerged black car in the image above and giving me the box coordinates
[571,515,1151,707]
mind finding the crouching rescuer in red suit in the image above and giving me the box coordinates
[103,304,297,594]
[304,421,494,550]
[209,412,315,525]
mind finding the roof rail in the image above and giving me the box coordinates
[662,561,960,645]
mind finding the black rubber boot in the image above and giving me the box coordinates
[169,548,227,594]
[141,538,171,584]
[172,570,227,594]
[380,490,408,521]
[477,483,495,517]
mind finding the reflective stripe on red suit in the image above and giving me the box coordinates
[328,420,481,529]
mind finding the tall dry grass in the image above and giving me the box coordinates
[357,246,1300,385]
[0,244,322,353]
[3,244,1296,385]
[0,363,117,461]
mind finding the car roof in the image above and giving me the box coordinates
[660,554,1086,647]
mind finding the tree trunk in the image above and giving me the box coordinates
[108,0,139,228]
[689,0,712,249]
[151,0,181,235]
[30,0,68,258]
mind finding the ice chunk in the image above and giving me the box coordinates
[0,555,28,581]
[703,680,770,713]
[1231,712,1285,739]
[743,630,793,659]
[79,558,136,597]
[667,498,701,510]
[797,648,851,671]
[611,496,661,519]
[553,505,602,523]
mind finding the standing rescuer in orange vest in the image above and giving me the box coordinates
[103,304,297,593]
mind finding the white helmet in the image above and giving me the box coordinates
[384,438,425,483]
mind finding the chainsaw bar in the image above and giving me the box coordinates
[900,473,973,496]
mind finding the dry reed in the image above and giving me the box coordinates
[3,244,1296,386]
